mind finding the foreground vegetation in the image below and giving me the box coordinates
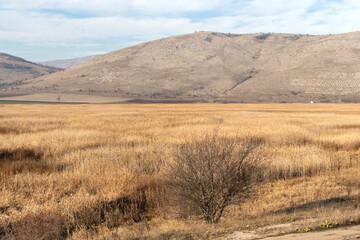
[0,104,360,239]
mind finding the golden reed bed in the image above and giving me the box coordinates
[0,104,359,239]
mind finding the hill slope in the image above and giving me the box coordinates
[0,53,62,93]
[39,55,99,69]
[10,31,360,102]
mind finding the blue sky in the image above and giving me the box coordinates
[0,0,358,62]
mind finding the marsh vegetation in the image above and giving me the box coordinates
[0,104,360,239]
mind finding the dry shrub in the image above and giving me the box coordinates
[0,226,7,240]
[167,133,263,223]
[10,211,66,240]
[0,148,43,161]
[333,124,360,129]
[68,178,163,232]
[0,127,19,135]
[0,160,57,177]
[0,148,58,177]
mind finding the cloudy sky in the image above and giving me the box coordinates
[0,0,359,62]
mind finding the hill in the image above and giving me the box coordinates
[39,55,99,69]
[0,53,62,94]
[7,31,360,103]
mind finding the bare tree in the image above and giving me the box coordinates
[167,133,263,223]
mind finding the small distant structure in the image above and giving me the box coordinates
[310,101,314,104]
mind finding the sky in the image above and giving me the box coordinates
[0,0,359,62]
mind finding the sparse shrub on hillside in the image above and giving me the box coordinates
[167,133,263,223]
[254,33,272,40]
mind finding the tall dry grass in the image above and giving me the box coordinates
[0,104,360,239]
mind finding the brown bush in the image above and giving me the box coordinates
[167,133,263,223]
[68,180,162,232]
[0,148,61,177]
[0,148,43,162]
[11,211,66,240]
[0,160,57,177]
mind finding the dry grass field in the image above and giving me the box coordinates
[1,104,360,239]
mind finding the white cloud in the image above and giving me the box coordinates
[204,0,360,35]
[0,0,230,15]
[130,0,228,14]
[1,0,360,60]
[0,10,200,44]
[242,0,317,15]
[2,0,360,46]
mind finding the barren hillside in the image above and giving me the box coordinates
[0,53,62,94]
[7,31,360,102]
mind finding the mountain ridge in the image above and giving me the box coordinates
[39,55,100,69]
[4,31,360,103]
